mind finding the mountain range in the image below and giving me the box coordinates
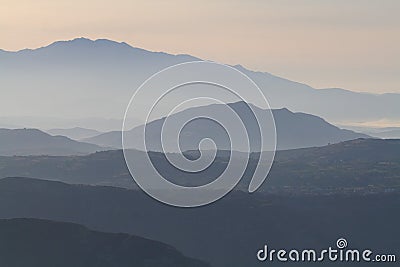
[1,37,399,130]
[1,37,399,267]
[0,102,368,155]
[85,101,369,151]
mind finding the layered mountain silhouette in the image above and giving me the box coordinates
[1,38,399,128]
[1,37,398,267]
[85,102,369,151]
[0,218,210,267]
[0,139,398,190]
[0,177,398,267]
[0,128,105,156]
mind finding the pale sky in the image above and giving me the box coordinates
[1,0,399,93]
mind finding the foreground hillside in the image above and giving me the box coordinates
[0,218,209,267]
[0,177,398,267]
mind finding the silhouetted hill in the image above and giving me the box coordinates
[0,177,398,267]
[0,218,210,267]
[0,128,105,156]
[85,102,369,150]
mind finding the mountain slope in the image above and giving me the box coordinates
[0,218,210,267]
[85,101,369,150]
[0,128,105,156]
[1,38,399,128]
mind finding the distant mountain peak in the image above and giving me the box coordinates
[46,37,133,49]
[67,37,93,42]
[1,37,399,127]
[3,37,143,55]
[6,37,199,62]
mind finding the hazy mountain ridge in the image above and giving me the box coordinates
[47,127,103,140]
[0,116,125,133]
[85,102,369,150]
[1,37,399,127]
[0,128,105,156]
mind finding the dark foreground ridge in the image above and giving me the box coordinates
[0,217,210,267]
[0,177,398,267]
